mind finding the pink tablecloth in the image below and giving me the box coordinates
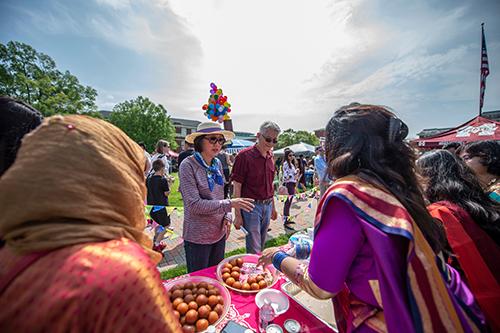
[163,265,335,332]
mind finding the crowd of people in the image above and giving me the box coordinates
[1,96,499,332]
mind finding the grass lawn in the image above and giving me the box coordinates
[160,229,303,281]
[168,172,183,207]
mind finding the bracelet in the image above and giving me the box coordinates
[271,251,290,272]
[295,243,311,260]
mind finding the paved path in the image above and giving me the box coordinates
[150,195,320,272]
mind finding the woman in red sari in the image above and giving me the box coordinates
[417,149,500,332]
[259,103,485,332]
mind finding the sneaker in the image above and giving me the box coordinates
[166,226,174,232]
[153,244,164,253]
[284,224,295,231]
[157,242,167,249]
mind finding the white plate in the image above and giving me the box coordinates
[255,289,290,316]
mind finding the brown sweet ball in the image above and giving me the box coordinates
[177,302,189,315]
[172,289,184,300]
[188,301,198,310]
[214,287,221,295]
[207,295,219,307]
[224,263,233,271]
[196,318,209,332]
[182,324,196,333]
[247,276,256,285]
[255,275,264,283]
[225,277,235,286]
[213,303,224,316]
[258,280,268,289]
[183,289,193,297]
[231,266,240,273]
[229,259,237,267]
[184,294,195,304]
[207,289,217,296]
[241,283,251,291]
[232,281,242,289]
[184,282,193,290]
[196,294,208,306]
[250,283,260,290]
[208,311,219,325]
[191,287,198,295]
[198,305,211,319]
[222,273,231,282]
[217,295,225,305]
[221,267,231,275]
[197,287,207,295]
[167,291,172,299]
[191,282,197,289]
[179,315,186,326]
[172,297,184,309]
[230,271,240,281]
[173,310,180,321]
[170,285,181,293]
[179,283,186,290]
[198,281,208,289]
[236,258,244,267]
[207,284,215,290]
[184,309,198,324]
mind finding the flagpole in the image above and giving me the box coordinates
[479,23,490,116]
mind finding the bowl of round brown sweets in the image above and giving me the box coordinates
[216,254,279,294]
[164,276,230,332]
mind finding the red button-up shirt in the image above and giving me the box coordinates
[230,144,276,200]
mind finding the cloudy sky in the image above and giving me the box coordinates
[1,0,499,138]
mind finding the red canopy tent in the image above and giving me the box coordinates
[411,116,500,149]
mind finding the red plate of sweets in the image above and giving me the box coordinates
[216,254,279,294]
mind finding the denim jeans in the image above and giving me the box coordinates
[184,236,226,273]
[241,202,272,254]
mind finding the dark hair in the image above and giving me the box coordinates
[325,103,446,253]
[442,142,460,150]
[299,154,304,158]
[0,96,44,176]
[193,135,205,153]
[155,140,169,154]
[137,141,146,150]
[152,158,165,172]
[417,150,500,246]
[456,140,500,176]
[284,149,294,169]
[185,141,194,148]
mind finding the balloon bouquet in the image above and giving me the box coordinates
[202,82,231,123]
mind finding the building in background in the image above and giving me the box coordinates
[170,118,202,153]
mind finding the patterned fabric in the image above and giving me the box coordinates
[282,161,298,183]
[428,202,500,332]
[486,183,500,203]
[0,238,182,332]
[193,151,224,191]
[314,176,483,333]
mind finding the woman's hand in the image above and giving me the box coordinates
[224,219,232,240]
[257,247,281,267]
[230,198,255,212]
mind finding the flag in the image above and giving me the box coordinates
[479,24,489,113]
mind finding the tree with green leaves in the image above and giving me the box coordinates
[277,128,319,149]
[0,41,99,117]
[108,96,177,152]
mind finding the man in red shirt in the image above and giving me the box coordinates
[231,121,281,253]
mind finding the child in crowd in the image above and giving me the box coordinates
[146,158,172,254]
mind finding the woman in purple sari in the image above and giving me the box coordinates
[258,103,485,332]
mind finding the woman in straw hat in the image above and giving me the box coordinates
[0,115,182,332]
[180,122,255,273]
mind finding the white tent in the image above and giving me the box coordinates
[273,142,316,157]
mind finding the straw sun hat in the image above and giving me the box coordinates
[185,121,235,144]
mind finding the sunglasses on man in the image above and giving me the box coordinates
[261,134,278,144]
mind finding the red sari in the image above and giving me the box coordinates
[428,202,500,333]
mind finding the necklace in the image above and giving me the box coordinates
[487,177,498,188]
